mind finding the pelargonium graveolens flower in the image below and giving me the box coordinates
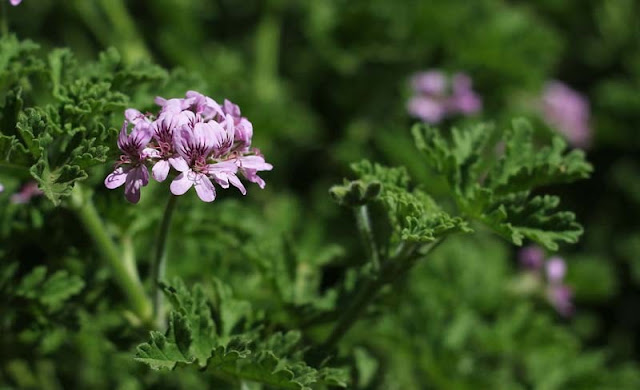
[516,245,574,317]
[104,117,153,203]
[11,181,43,204]
[407,70,482,124]
[105,91,272,203]
[541,81,591,149]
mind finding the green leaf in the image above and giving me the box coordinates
[479,193,583,250]
[412,119,591,250]
[159,279,217,366]
[0,38,170,205]
[346,160,471,247]
[30,159,86,206]
[136,279,348,388]
[488,119,592,194]
[14,266,85,311]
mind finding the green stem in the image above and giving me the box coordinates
[151,195,178,328]
[69,185,152,325]
[355,205,380,271]
[320,239,443,351]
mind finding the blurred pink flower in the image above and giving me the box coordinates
[11,181,43,204]
[547,284,574,317]
[9,0,22,6]
[517,246,574,317]
[541,81,591,149]
[518,245,545,270]
[545,256,567,283]
[407,70,482,123]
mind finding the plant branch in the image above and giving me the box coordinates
[320,239,444,351]
[69,185,152,326]
[355,205,380,271]
[151,194,178,328]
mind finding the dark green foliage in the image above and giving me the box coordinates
[136,279,348,389]
[0,37,167,205]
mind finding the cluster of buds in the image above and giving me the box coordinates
[541,81,591,149]
[105,91,272,203]
[518,245,574,317]
[407,70,482,124]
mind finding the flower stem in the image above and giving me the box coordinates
[355,205,380,272]
[151,194,178,328]
[320,239,443,351]
[69,185,152,325]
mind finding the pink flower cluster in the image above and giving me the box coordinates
[9,0,21,5]
[105,91,272,203]
[0,181,43,204]
[407,70,482,123]
[11,181,42,204]
[541,81,591,149]
[519,245,573,317]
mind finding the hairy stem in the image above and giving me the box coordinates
[355,205,380,271]
[151,195,178,328]
[70,185,152,325]
[320,239,443,351]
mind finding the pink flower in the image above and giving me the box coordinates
[10,181,42,204]
[547,285,573,317]
[221,99,253,150]
[236,154,273,189]
[517,247,574,317]
[407,96,446,124]
[407,70,482,123]
[9,0,21,6]
[545,257,567,284]
[518,245,545,270]
[411,71,447,96]
[106,91,272,203]
[448,73,482,114]
[150,111,197,182]
[104,120,153,203]
[541,81,591,148]
[169,117,244,202]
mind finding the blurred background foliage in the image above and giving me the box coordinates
[1,0,640,388]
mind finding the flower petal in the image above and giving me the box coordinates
[169,156,190,172]
[193,122,217,153]
[237,155,273,171]
[170,172,193,195]
[124,166,149,203]
[105,167,127,189]
[228,174,246,195]
[194,175,216,202]
[152,160,170,182]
